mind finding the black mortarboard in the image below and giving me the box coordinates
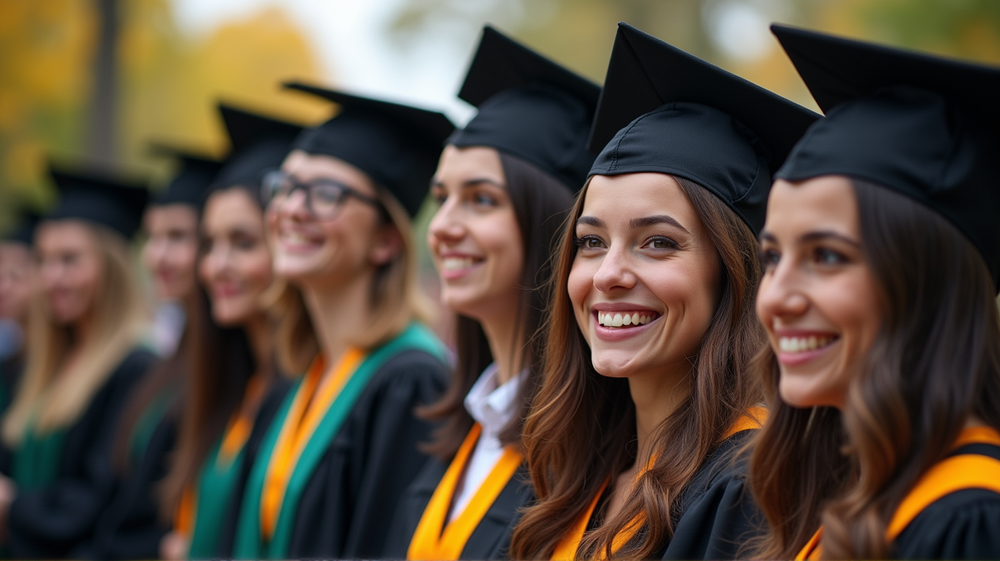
[283,82,455,216]
[448,25,600,192]
[771,24,1000,289]
[588,23,820,233]
[213,103,304,200]
[46,163,150,239]
[3,211,41,246]
[148,143,224,207]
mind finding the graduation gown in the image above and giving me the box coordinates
[2,347,155,559]
[212,376,292,558]
[795,427,1000,560]
[659,429,763,559]
[887,435,1000,559]
[385,459,533,559]
[233,325,447,560]
[76,405,178,560]
[555,428,762,560]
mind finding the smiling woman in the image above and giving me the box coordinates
[383,26,596,561]
[509,23,818,560]
[748,26,1000,560]
[157,104,299,561]
[231,83,455,561]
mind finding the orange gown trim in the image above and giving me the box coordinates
[795,426,1000,560]
[173,375,267,537]
[551,406,767,560]
[406,422,524,560]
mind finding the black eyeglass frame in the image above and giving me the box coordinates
[259,169,382,218]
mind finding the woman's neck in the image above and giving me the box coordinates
[627,362,692,464]
[301,271,376,365]
[479,309,524,386]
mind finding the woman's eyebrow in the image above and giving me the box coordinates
[800,230,861,247]
[628,214,689,234]
[577,215,605,228]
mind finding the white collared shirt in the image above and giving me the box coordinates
[448,362,523,521]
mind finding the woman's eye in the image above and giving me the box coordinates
[643,236,678,250]
[814,247,848,266]
[234,236,258,251]
[574,235,606,250]
[433,192,448,206]
[760,248,780,268]
[472,192,498,207]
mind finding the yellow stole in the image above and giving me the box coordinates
[407,422,524,560]
[796,426,1000,560]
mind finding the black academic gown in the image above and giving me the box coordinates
[892,442,1000,559]
[277,349,447,559]
[76,409,179,560]
[215,376,293,558]
[657,429,763,559]
[0,353,24,476]
[384,460,534,559]
[2,347,155,559]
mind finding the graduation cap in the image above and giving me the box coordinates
[448,25,601,192]
[587,23,820,233]
[45,163,150,239]
[771,24,1000,289]
[3,210,41,246]
[283,82,455,216]
[213,103,305,199]
[148,143,224,207]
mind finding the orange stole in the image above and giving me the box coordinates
[173,375,266,537]
[795,426,1000,560]
[407,422,524,560]
[551,407,767,560]
[259,349,365,541]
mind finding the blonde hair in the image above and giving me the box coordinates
[2,223,148,444]
[272,186,432,374]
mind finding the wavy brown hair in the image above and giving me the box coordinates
[417,151,575,460]
[748,179,1000,559]
[510,176,766,559]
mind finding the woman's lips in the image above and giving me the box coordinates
[438,255,485,280]
[774,331,840,366]
[591,309,662,342]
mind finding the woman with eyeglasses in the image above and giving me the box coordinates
[230,84,454,560]
[157,104,297,560]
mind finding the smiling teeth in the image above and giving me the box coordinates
[283,232,313,244]
[442,257,477,271]
[779,335,835,353]
[597,312,652,327]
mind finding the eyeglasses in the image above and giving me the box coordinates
[260,169,381,219]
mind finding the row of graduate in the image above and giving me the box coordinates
[0,21,998,561]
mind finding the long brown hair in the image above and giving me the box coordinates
[748,179,1000,559]
[418,151,575,460]
[3,222,148,444]
[510,176,766,559]
[159,185,277,520]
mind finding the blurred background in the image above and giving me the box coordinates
[2,0,1000,229]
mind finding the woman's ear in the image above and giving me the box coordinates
[369,224,402,266]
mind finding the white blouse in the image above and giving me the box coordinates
[448,362,524,521]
